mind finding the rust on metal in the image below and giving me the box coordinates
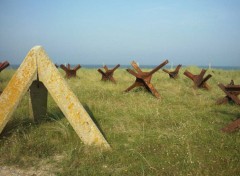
[216,80,240,105]
[125,60,168,99]
[0,61,10,72]
[60,63,81,78]
[0,61,10,95]
[163,64,182,78]
[222,118,240,133]
[98,64,120,83]
[184,69,212,89]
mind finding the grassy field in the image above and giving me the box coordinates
[0,66,240,175]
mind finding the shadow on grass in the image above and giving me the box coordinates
[0,118,33,139]
[0,104,109,145]
[0,106,65,139]
[218,109,240,117]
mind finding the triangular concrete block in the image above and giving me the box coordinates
[0,46,110,149]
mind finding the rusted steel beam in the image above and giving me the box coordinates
[225,85,240,91]
[222,118,240,133]
[217,80,240,105]
[163,64,182,78]
[0,61,10,72]
[112,64,120,72]
[183,70,195,81]
[60,64,81,79]
[184,69,212,89]
[131,61,143,73]
[98,64,120,83]
[125,60,168,99]
[126,68,141,78]
[0,61,10,95]
[103,65,108,71]
[195,69,207,86]
[148,60,169,76]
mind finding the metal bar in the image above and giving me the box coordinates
[131,61,142,73]
[0,61,10,72]
[103,65,108,71]
[73,64,81,71]
[112,64,120,72]
[148,60,168,76]
[126,69,141,78]
[97,69,106,76]
[184,70,195,81]
[218,83,240,105]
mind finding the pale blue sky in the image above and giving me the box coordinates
[0,0,239,66]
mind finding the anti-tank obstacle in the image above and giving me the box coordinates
[0,46,110,149]
[60,63,81,79]
[0,61,10,95]
[184,69,212,89]
[125,60,168,99]
[163,64,182,79]
[217,80,240,105]
[98,64,120,83]
[0,61,10,72]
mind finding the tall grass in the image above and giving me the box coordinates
[0,67,240,175]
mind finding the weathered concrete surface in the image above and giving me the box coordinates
[0,48,38,133]
[29,80,48,122]
[0,46,110,149]
[36,46,110,149]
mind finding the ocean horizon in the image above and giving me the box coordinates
[6,64,240,70]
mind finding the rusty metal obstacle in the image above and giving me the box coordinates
[0,61,10,95]
[222,118,240,133]
[217,80,240,132]
[125,60,169,99]
[184,69,212,89]
[0,46,110,149]
[163,64,182,78]
[98,64,120,83]
[60,63,81,78]
[216,80,240,105]
[0,61,10,72]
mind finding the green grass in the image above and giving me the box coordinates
[0,67,240,175]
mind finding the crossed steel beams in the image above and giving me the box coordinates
[98,64,120,83]
[125,60,168,99]
[60,64,81,79]
[0,61,9,72]
[163,64,182,78]
[184,69,212,89]
[217,80,240,105]
[217,80,240,132]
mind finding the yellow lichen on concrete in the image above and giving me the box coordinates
[0,46,110,149]
[36,47,110,149]
[0,48,38,133]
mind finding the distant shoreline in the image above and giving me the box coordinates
[6,64,240,70]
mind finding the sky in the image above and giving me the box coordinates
[0,0,240,66]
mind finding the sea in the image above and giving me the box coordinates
[6,64,240,70]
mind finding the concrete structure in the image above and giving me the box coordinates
[0,46,110,149]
